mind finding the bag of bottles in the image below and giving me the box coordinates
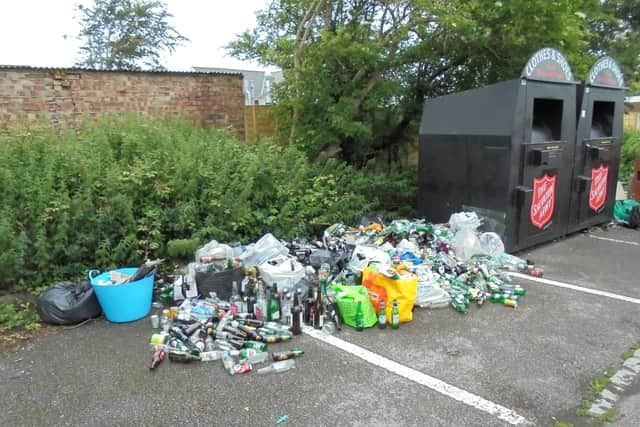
[332,284,377,329]
[258,255,305,293]
[362,263,418,323]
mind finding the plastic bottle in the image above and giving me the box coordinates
[200,350,224,362]
[244,351,269,364]
[222,352,235,373]
[230,281,242,315]
[257,359,295,374]
[391,300,400,329]
[378,300,387,329]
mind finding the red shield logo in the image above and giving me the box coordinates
[530,174,557,229]
[589,165,609,212]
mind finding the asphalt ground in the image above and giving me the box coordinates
[1,225,639,426]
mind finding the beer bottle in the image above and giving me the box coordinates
[272,349,304,361]
[306,288,316,326]
[228,338,245,350]
[391,299,400,329]
[355,301,365,332]
[312,287,324,329]
[243,318,264,328]
[244,340,268,352]
[169,326,189,342]
[378,300,387,329]
[291,290,302,335]
[267,284,281,322]
[182,321,202,337]
[149,349,165,370]
[257,359,295,374]
[168,350,200,363]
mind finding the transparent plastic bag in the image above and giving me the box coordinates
[451,229,481,261]
[348,245,391,274]
[478,232,505,257]
[448,211,481,233]
[195,240,234,265]
[239,233,289,267]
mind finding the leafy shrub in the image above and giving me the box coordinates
[0,114,416,291]
[0,300,40,332]
[620,130,640,182]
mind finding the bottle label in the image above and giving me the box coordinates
[379,314,387,324]
[392,314,399,324]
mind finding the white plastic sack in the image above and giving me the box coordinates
[348,245,391,274]
[240,233,289,268]
[258,255,305,293]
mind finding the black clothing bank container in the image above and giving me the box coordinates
[568,57,626,233]
[418,48,624,252]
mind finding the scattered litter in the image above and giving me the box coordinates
[83,212,541,375]
[276,414,289,425]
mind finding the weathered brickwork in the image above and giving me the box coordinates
[0,67,245,138]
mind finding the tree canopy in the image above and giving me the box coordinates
[74,0,189,71]
[229,0,638,165]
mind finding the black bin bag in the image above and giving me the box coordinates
[37,281,102,325]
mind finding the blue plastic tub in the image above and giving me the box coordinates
[88,268,154,323]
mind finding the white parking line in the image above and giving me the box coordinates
[302,326,530,425]
[509,272,640,305]
[589,234,640,246]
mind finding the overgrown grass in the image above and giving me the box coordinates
[0,114,417,292]
[551,421,573,427]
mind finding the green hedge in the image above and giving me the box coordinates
[0,114,416,291]
[620,130,640,182]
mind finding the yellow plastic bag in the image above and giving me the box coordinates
[362,263,418,324]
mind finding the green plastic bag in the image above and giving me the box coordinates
[332,284,377,329]
[613,200,640,227]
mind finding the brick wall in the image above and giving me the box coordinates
[0,67,245,138]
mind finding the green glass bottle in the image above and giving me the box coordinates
[267,284,281,322]
[378,300,387,329]
[355,301,365,331]
[391,300,400,329]
[499,284,526,296]
[451,294,469,313]
[244,340,268,352]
